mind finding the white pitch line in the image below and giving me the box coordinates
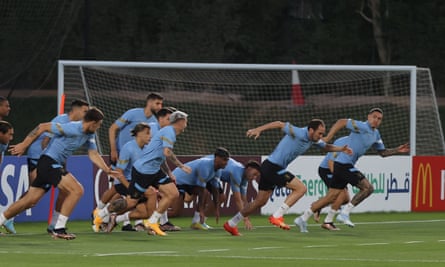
[250,247,283,250]
[404,241,424,244]
[253,219,445,228]
[353,219,445,225]
[213,255,445,263]
[94,251,177,257]
[91,253,445,263]
[304,245,338,248]
[198,249,229,253]
[357,242,389,246]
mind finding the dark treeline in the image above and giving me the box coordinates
[1,0,445,96]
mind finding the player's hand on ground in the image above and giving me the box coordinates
[9,143,27,156]
[244,217,253,230]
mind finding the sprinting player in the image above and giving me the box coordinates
[0,97,11,120]
[25,99,90,233]
[109,92,163,164]
[166,147,230,231]
[106,93,163,231]
[146,106,180,231]
[93,122,152,232]
[96,107,175,232]
[94,110,191,236]
[27,99,89,184]
[223,119,352,236]
[314,136,350,230]
[0,121,15,234]
[3,107,118,240]
[203,158,261,230]
[294,108,409,232]
[93,108,177,233]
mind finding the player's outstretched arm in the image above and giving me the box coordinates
[323,119,348,142]
[246,121,285,140]
[164,147,192,174]
[324,144,353,155]
[378,143,410,157]
[9,122,52,156]
[87,149,119,178]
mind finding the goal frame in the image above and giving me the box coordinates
[58,60,421,155]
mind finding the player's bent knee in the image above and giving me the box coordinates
[171,189,180,199]
[76,184,85,196]
[299,184,307,194]
[366,185,374,195]
[288,178,307,193]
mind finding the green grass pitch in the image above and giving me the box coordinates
[1,212,444,267]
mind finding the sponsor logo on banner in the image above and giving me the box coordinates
[411,156,445,211]
[0,156,95,222]
[262,156,411,214]
[415,163,433,208]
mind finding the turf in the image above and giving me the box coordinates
[1,212,444,267]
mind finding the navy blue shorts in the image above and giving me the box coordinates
[128,167,170,200]
[258,159,295,191]
[330,162,366,189]
[32,155,68,192]
[27,158,39,173]
[318,167,333,188]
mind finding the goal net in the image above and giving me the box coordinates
[58,61,445,156]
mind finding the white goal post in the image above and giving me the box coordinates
[57,60,445,156]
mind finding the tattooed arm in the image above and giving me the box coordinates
[9,122,52,156]
[160,160,176,182]
[163,147,192,174]
[378,143,410,157]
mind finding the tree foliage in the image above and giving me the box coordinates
[1,0,444,95]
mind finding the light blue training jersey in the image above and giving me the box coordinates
[219,158,248,195]
[335,119,385,165]
[114,108,157,151]
[43,121,97,164]
[319,136,349,169]
[148,121,161,137]
[174,157,222,188]
[133,125,176,175]
[115,139,145,183]
[205,155,247,195]
[27,114,71,160]
[267,122,326,168]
